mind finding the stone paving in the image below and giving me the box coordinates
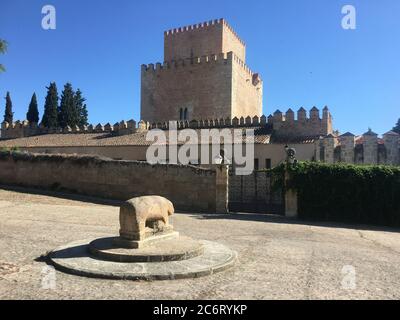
[1,187,400,300]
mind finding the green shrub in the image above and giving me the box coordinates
[273,162,400,227]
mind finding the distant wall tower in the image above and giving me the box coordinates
[140,19,263,123]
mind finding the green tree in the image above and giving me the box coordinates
[3,92,13,123]
[41,82,59,128]
[393,119,400,134]
[0,39,7,73]
[58,83,79,128]
[26,93,39,123]
[74,89,88,126]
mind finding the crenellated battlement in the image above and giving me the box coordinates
[1,115,269,140]
[147,114,269,130]
[141,52,229,72]
[231,53,260,79]
[268,106,333,138]
[141,51,260,80]
[1,114,271,140]
[0,119,149,140]
[1,109,332,142]
[164,18,245,46]
[317,129,400,165]
[164,18,223,36]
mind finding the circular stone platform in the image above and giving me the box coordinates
[89,236,204,262]
[49,238,237,280]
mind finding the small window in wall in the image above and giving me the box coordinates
[265,158,271,169]
[184,108,188,120]
[179,108,183,120]
[254,158,259,171]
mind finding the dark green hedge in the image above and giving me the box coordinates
[276,162,400,227]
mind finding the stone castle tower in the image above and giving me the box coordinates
[140,18,263,123]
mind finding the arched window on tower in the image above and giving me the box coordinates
[184,108,188,120]
[179,108,183,120]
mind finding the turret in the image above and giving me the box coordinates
[322,106,333,135]
[362,128,378,164]
[340,132,356,163]
[383,131,400,165]
[323,134,337,164]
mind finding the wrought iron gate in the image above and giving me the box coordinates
[228,170,284,214]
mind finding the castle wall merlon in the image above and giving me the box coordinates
[163,18,245,47]
[150,114,270,130]
[142,52,232,74]
[269,107,330,122]
[164,18,224,36]
[0,119,152,139]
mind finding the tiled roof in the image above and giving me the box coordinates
[270,135,320,144]
[340,132,355,137]
[384,131,400,136]
[0,128,271,148]
[355,136,384,145]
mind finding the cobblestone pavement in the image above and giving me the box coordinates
[1,187,400,300]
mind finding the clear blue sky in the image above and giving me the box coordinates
[0,0,399,134]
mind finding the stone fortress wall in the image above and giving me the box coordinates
[141,18,262,123]
[0,119,146,139]
[0,152,227,212]
[164,18,246,62]
[140,52,234,123]
[316,129,400,166]
[2,107,399,166]
[0,106,330,138]
[268,106,333,138]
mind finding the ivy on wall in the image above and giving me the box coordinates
[272,162,400,227]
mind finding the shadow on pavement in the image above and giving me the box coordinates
[0,185,123,207]
[187,212,400,234]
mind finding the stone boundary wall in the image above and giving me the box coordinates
[0,152,220,212]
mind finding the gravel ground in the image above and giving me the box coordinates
[1,187,400,300]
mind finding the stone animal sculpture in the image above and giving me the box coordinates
[119,196,175,241]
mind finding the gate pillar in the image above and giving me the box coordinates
[215,164,229,213]
[284,170,298,218]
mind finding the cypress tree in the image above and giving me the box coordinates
[74,89,88,126]
[26,93,39,123]
[58,83,78,128]
[0,39,7,73]
[42,82,59,128]
[3,91,13,123]
[393,119,400,134]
